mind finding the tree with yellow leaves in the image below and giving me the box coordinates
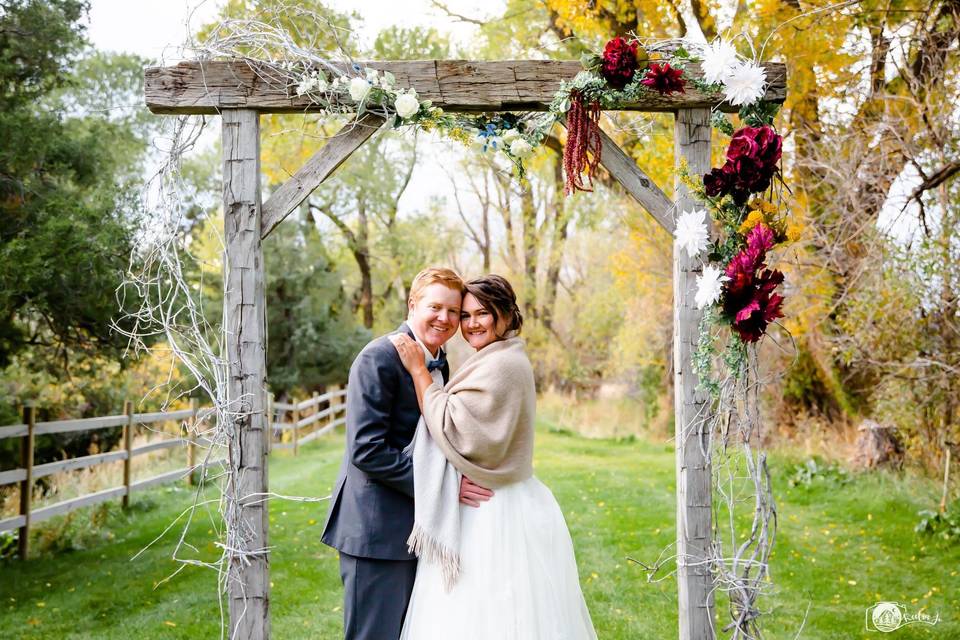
[533,0,960,472]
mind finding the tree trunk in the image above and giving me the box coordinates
[492,168,518,272]
[222,109,270,640]
[541,137,571,332]
[355,195,373,329]
[450,161,492,272]
[520,183,539,319]
[481,198,491,272]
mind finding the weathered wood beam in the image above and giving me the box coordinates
[260,112,386,239]
[673,107,715,639]
[145,59,786,115]
[592,124,675,233]
[222,109,270,640]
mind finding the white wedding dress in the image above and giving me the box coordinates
[399,474,598,639]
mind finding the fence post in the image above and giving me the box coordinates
[122,400,134,509]
[18,404,35,561]
[333,384,343,427]
[292,399,300,457]
[267,392,275,455]
[312,391,319,439]
[941,444,952,514]
[324,385,332,429]
[187,397,199,486]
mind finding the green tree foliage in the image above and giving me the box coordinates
[0,1,151,374]
[263,215,370,397]
[307,133,463,332]
[0,2,163,469]
[372,25,450,59]
[197,0,357,54]
[183,209,371,400]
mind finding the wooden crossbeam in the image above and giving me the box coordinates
[261,113,386,238]
[594,125,675,232]
[145,59,786,115]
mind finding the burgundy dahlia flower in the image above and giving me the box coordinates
[703,125,782,204]
[600,37,640,89]
[640,61,686,95]
[745,221,776,255]
[728,271,785,343]
[727,125,782,172]
[704,163,736,198]
[721,224,785,343]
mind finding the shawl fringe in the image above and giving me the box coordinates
[407,522,461,592]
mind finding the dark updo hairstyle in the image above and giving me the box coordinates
[464,274,524,336]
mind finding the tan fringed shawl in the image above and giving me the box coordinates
[405,335,536,589]
[422,335,536,488]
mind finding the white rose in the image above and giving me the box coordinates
[501,128,521,144]
[349,77,371,102]
[394,92,420,119]
[510,138,534,158]
[295,77,315,96]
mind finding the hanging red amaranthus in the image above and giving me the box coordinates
[563,91,602,195]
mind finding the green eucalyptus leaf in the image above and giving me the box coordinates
[580,52,602,72]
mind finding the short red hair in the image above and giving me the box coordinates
[408,267,465,305]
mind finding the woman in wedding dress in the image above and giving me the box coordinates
[389,274,597,640]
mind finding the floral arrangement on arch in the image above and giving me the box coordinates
[549,36,769,194]
[672,40,800,388]
[546,35,800,390]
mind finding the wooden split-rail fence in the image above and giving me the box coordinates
[0,385,346,560]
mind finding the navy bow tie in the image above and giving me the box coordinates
[427,351,447,372]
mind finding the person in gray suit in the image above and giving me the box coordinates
[321,267,493,640]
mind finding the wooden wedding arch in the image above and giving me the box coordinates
[144,58,786,640]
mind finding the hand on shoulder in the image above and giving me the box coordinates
[389,334,426,375]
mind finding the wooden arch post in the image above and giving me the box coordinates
[145,58,785,639]
[674,107,716,637]
[221,108,270,639]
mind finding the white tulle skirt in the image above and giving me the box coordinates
[399,475,598,640]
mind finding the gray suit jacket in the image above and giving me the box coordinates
[321,322,449,560]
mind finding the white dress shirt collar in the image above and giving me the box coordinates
[408,325,444,364]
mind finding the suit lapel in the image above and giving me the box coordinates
[397,322,415,339]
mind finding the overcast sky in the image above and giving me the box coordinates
[84,0,490,62]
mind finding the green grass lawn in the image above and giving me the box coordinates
[1,423,957,639]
